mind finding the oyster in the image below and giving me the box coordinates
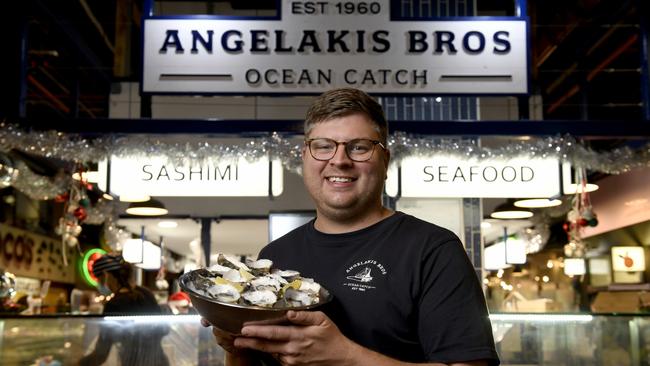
[241,289,277,307]
[251,275,283,292]
[284,288,316,307]
[246,258,273,276]
[218,254,251,272]
[207,283,241,303]
[273,269,300,280]
[207,263,233,275]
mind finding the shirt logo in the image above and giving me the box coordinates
[342,259,387,292]
[346,267,373,282]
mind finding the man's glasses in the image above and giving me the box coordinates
[305,138,386,162]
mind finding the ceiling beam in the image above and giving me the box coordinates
[18,118,650,139]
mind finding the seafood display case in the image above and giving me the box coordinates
[2,313,650,365]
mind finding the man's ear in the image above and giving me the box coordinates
[383,148,390,179]
[383,148,390,168]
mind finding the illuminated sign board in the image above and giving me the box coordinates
[386,156,560,198]
[98,157,283,197]
[142,0,529,94]
[81,248,107,287]
[611,246,646,272]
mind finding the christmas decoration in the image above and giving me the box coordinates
[1,122,650,176]
[11,160,69,200]
[102,216,131,252]
[0,271,16,299]
[0,153,19,188]
[54,165,96,266]
[562,167,598,263]
[520,223,551,255]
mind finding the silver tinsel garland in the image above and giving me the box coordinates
[2,123,650,187]
[12,160,70,200]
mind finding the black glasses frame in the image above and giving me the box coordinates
[305,138,386,162]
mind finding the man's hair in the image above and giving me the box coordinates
[304,88,388,144]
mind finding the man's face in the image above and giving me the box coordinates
[302,113,389,222]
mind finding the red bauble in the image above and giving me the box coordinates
[578,218,589,227]
[54,192,70,203]
[562,222,570,232]
[73,207,87,221]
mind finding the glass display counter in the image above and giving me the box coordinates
[1,313,650,365]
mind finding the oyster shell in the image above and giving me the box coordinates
[207,283,241,303]
[241,289,277,307]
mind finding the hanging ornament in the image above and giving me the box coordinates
[0,153,19,188]
[520,222,550,254]
[0,271,16,300]
[54,192,69,203]
[85,199,116,225]
[73,206,87,221]
[562,167,598,276]
[102,216,130,252]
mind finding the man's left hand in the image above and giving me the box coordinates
[234,310,355,366]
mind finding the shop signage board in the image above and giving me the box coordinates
[0,223,77,284]
[98,157,283,197]
[385,156,561,198]
[142,0,529,94]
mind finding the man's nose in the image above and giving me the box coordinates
[329,144,353,165]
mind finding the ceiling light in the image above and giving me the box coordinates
[125,199,168,216]
[563,183,599,194]
[480,221,492,229]
[119,194,151,202]
[514,198,562,208]
[564,258,586,276]
[102,193,114,201]
[123,238,161,270]
[490,201,533,219]
[158,221,178,228]
[72,171,100,183]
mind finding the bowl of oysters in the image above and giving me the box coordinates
[179,253,332,334]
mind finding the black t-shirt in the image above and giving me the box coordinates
[259,211,500,365]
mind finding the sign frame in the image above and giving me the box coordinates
[140,0,530,96]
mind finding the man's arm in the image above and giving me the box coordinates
[232,310,490,366]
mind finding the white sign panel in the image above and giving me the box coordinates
[611,246,646,272]
[98,157,283,197]
[385,156,560,198]
[143,0,528,94]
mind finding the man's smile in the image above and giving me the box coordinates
[326,176,356,183]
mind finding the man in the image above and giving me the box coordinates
[207,88,499,366]
[79,254,169,366]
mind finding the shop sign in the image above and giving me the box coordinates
[98,156,283,197]
[0,223,77,284]
[611,246,646,272]
[142,0,528,94]
[385,156,560,198]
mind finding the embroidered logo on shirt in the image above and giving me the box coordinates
[343,259,387,292]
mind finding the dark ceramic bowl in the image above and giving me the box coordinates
[179,269,333,334]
